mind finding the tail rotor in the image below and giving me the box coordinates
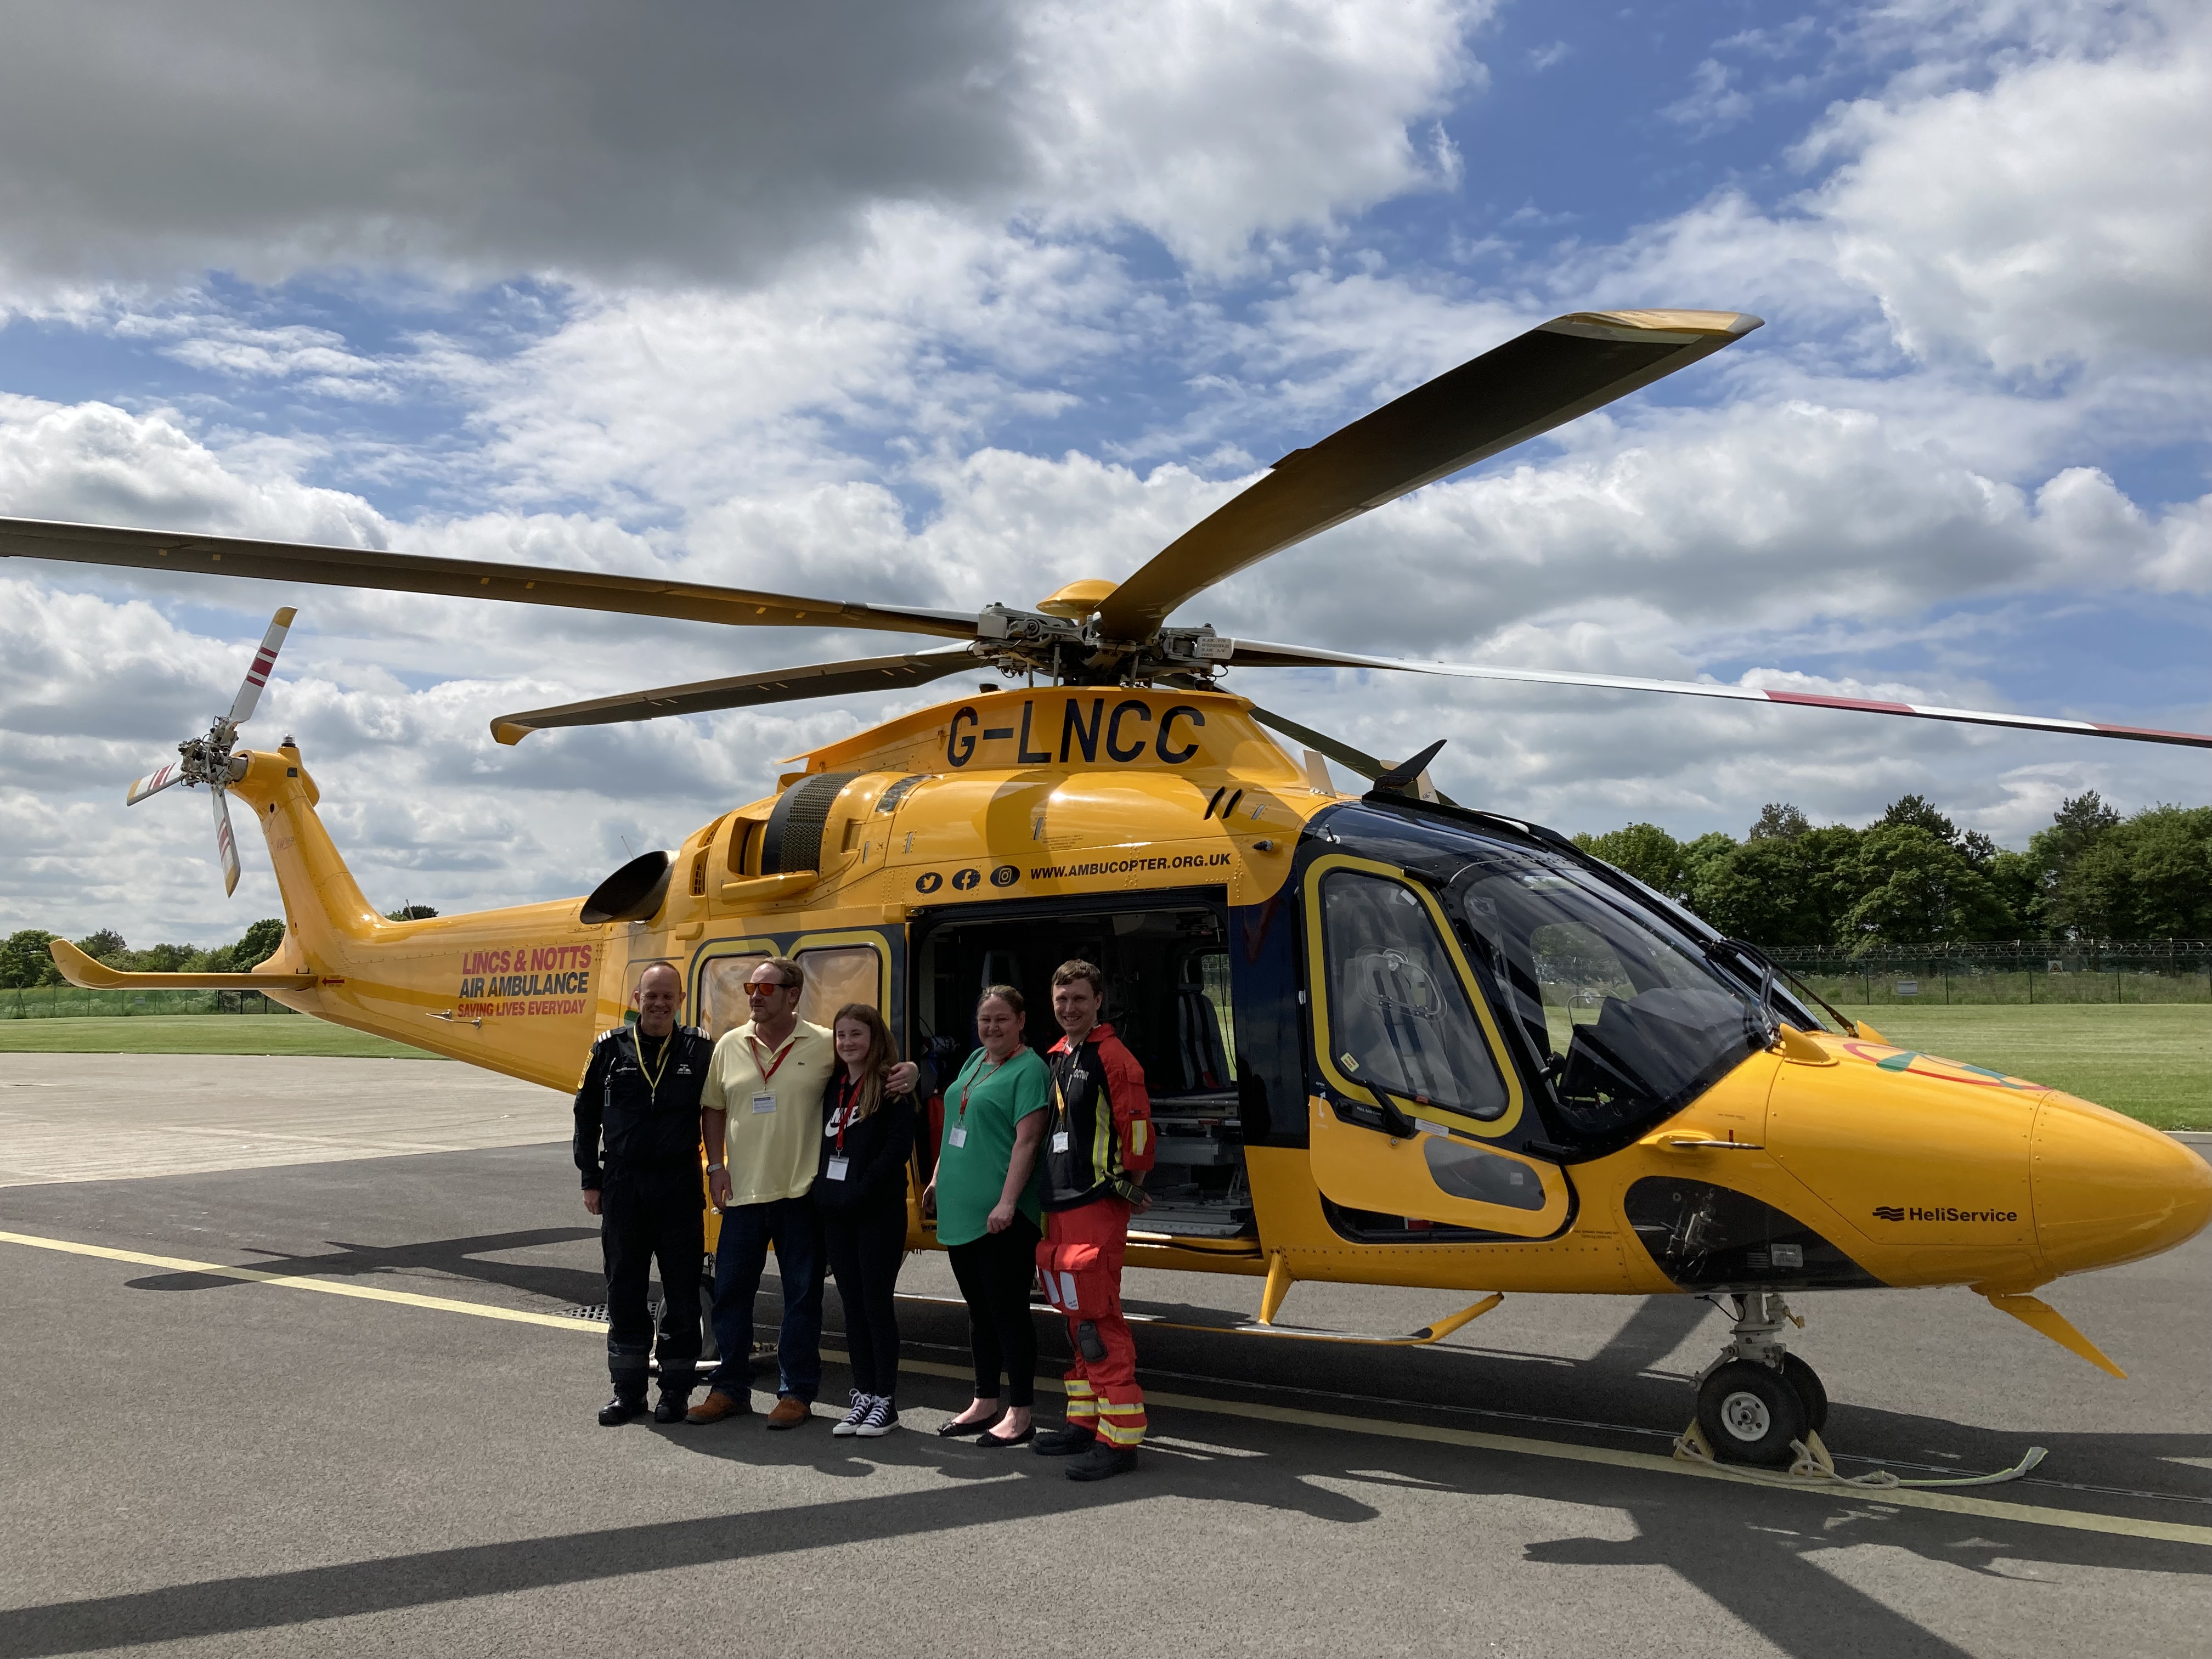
[125,606,297,896]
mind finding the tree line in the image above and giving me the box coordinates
[0,905,438,989]
[1571,792,2211,951]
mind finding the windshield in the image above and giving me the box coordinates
[1453,845,1763,1146]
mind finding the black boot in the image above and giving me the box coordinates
[654,1358,697,1424]
[1065,1441,1138,1482]
[1032,1423,1096,1457]
[606,1341,650,1426]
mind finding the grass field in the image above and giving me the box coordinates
[0,1016,445,1060]
[1855,1005,2209,1131]
[1,1007,2201,1128]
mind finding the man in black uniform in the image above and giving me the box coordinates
[574,961,715,1425]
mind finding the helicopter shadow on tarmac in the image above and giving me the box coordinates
[4,1352,2205,1659]
[113,1226,605,1310]
[1103,1282,2212,1512]
[98,1226,2212,1516]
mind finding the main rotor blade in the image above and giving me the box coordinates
[126,760,189,806]
[1228,639,2212,751]
[489,646,979,745]
[212,785,241,896]
[1094,310,1762,643]
[225,606,298,725]
[0,516,977,641]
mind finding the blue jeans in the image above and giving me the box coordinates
[707,1193,824,1402]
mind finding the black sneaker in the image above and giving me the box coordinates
[1065,1442,1138,1482]
[1032,1423,1097,1457]
[653,1391,692,1424]
[598,1396,646,1426]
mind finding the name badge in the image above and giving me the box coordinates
[751,1092,776,1115]
[1051,1130,1071,1153]
[947,1126,968,1148]
[827,1157,850,1181]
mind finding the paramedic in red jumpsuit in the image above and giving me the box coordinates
[1032,959,1154,1481]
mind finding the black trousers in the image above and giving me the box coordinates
[822,1197,909,1400]
[946,1213,1040,1408]
[600,1167,704,1400]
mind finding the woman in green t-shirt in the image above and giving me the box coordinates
[923,984,1049,1446]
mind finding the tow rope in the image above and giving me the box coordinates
[1673,1421,2048,1488]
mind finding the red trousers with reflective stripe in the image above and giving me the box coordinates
[1037,1195,1145,1447]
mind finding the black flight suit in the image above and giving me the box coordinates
[573,1024,714,1404]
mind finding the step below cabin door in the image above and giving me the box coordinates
[1302,855,1569,1237]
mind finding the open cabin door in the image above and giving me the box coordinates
[910,890,1256,1245]
[1302,855,1570,1237]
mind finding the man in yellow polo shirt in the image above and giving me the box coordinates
[689,956,915,1429]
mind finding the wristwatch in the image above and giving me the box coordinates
[706,1164,725,1174]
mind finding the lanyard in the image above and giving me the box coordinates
[833,1073,862,1153]
[747,1030,798,1087]
[1049,1032,1091,1134]
[959,1051,1013,1123]
[637,1030,672,1105]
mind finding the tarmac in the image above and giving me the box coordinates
[1,1053,2208,1658]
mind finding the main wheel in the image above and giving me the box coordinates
[1781,1353,1828,1436]
[1696,1359,1808,1467]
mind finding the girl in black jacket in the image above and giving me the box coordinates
[819,1003,918,1436]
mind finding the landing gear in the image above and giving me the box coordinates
[1690,1291,1828,1467]
[1696,1361,1803,1466]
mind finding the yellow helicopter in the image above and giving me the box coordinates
[11,307,2210,1468]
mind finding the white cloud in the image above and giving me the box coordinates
[1804,4,2212,373]
[0,0,1486,298]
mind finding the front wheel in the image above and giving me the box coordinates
[1781,1352,1827,1436]
[1696,1359,1807,1467]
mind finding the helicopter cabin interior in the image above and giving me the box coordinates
[910,891,1250,1242]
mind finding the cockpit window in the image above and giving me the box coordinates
[1319,869,1510,1121]
[1456,849,1761,1143]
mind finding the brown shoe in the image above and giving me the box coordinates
[685,1390,750,1425]
[764,1396,813,1430]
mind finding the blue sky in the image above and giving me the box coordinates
[1,0,2205,943]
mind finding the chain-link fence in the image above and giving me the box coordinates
[1762,940,2212,1007]
[0,986,303,1019]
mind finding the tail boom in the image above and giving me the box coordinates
[208,743,620,1090]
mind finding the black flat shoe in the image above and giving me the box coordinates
[977,1425,1036,1447]
[936,1416,998,1437]
[598,1396,646,1426]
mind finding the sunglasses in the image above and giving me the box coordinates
[745,981,794,998]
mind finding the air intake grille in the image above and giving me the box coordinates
[761,772,859,873]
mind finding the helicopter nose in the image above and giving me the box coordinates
[2033,1092,2212,1277]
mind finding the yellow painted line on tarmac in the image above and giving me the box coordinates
[8,1225,2210,1548]
[0,1228,606,1333]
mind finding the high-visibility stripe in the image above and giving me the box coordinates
[1095,1419,1146,1447]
